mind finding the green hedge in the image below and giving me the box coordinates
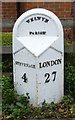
[2,54,12,72]
[0,32,12,46]
[64,53,75,98]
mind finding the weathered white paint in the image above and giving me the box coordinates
[13,8,64,106]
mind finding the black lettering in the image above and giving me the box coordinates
[29,32,34,35]
[46,61,50,67]
[15,61,19,65]
[39,63,42,68]
[44,71,57,83]
[26,17,49,23]
[51,60,55,66]
[55,60,58,65]
[45,19,49,23]
[45,73,50,83]
[58,59,61,64]
[27,64,29,67]
[39,32,43,35]
[31,18,34,22]
[33,65,35,68]
[20,62,21,66]
[39,58,62,69]
[43,62,47,67]
[43,31,46,35]
[29,31,46,35]
[15,61,35,68]
[26,19,30,23]
[52,71,57,81]
[42,17,45,21]
[22,73,28,83]
[34,17,38,21]
[55,59,61,65]
[24,63,26,66]
[37,16,41,20]
[35,32,38,35]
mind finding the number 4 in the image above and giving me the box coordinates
[22,73,28,83]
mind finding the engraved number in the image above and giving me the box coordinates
[22,73,28,83]
[44,73,50,83]
[45,71,57,83]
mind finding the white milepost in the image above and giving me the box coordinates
[13,8,64,106]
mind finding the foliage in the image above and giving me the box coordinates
[64,53,75,98]
[2,75,15,105]
[1,75,75,120]
[0,32,12,46]
[64,39,75,45]
[2,54,12,72]
[2,75,30,120]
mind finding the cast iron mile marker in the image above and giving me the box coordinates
[13,8,64,106]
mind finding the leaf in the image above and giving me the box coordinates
[16,102,24,108]
[6,115,11,119]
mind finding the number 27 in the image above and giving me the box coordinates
[44,71,57,83]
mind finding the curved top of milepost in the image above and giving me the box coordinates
[13,8,63,38]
